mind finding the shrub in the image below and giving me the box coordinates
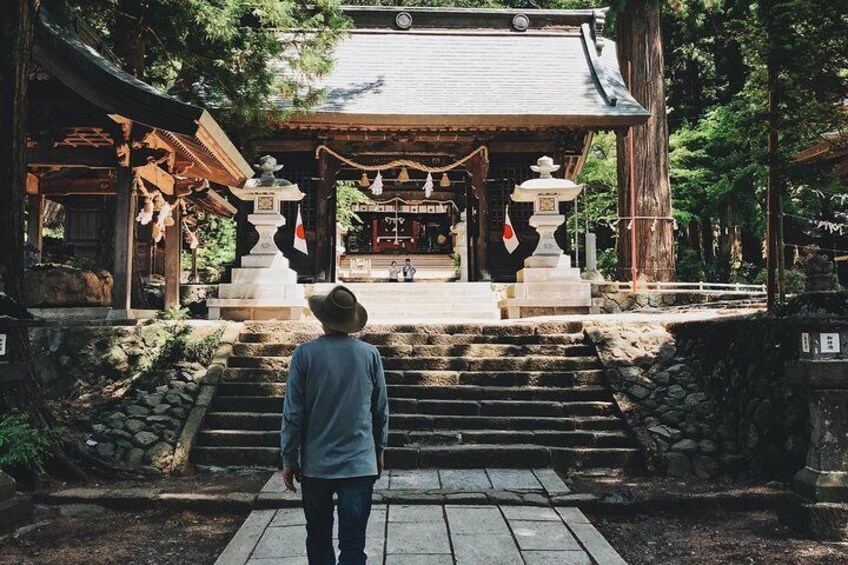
[0,412,63,474]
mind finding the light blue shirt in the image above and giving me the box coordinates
[281,335,389,479]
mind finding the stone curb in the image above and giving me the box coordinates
[33,487,789,515]
[170,322,244,475]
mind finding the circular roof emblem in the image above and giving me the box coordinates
[512,13,530,32]
[395,11,413,30]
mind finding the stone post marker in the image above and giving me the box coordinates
[498,156,592,318]
[335,222,348,281]
[780,328,848,540]
[582,232,604,282]
[452,211,469,282]
[208,156,306,320]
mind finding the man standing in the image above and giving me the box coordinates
[402,258,416,282]
[281,285,389,565]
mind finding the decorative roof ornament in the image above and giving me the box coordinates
[512,14,530,32]
[395,11,413,30]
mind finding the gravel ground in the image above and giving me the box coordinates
[0,508,245,565]
[593,508,848,565]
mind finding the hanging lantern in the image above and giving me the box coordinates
[423,172,434,198]
[359,171,370,188]
[371,171,383,196]
[397,166,410,183]
[440,172,451,188]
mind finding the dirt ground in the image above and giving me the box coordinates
[593,509,848,565]
[0,508,245,565]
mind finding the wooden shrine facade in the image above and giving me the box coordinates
[25,10,251,313]
[244,6,649,282]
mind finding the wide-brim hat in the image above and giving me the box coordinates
[308,285,368,333]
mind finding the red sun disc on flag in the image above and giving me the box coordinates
[295,224,305,239]
[503,224,514,239]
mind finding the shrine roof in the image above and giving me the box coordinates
[278,6,649,130]
[33,10,253,188]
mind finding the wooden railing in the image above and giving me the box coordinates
[607,281,767,295]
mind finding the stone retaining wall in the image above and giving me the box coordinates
[29,321,228,474]
[586,315,817,480]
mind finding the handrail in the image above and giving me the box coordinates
[606,281,767,295]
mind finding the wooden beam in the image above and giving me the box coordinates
[315,151,340,282]
[26,191,44,262]
[111,122,135,313]
[467,152,490,281]
[40,177,116,196]
[27,146,168,169]
[163,206,182,310]
[136,162,175,195]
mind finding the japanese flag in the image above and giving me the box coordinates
[293,204,308,255]
[503,205,519,254]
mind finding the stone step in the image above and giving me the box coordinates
[221,368,607,387]
[390,414,626,432]
[240,321,586,336]
[237,332,587,346]
[197,429,279,448]
[216,382,610,402]
[231,342,595,359]
[195,429,632,450]
[386,385,610,402]
[190,444,642,471]
[388,429,633,449]
[203,411,625,433]
[381,356,602,372]
[210,396,614,417]
[386,446,645,471]
[388,399,615,418]
[225,355,602,372]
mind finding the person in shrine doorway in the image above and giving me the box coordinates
[403,258,416,282]
[388,260,400,282]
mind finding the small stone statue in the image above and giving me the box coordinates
[253,155,285,187]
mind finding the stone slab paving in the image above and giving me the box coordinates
[260,468,570,496]
[216,505,626,565]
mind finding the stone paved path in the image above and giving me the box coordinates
[260,468,571,497]
[216,504,625,565]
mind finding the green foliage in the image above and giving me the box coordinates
[597,248,618,280]
[576,133,619,235]
[0,412,63,474]
[158,305,191,321]
[182,214,237,282]
[139,324,224,385]
[336,182,373,231]
[69,0,350,138]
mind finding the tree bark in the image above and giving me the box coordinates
[616,0,676,282]
[112,0,147,78]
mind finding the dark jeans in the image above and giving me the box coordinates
[302,475,376,565]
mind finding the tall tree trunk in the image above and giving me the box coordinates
[616,0,676,282]
[112,0,147,77]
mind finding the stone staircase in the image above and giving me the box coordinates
[312,282,500,321]
[191,322,642,473]
[339,254,456,282]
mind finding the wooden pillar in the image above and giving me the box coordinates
[111,123,135,313]
[26,192,43,262]
[467,153,490,281]
[163,205,182,310]
[315,151,338,283]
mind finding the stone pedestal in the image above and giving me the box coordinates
[779,346,848,540]
[207,155,306,321]
[498,156,592,318]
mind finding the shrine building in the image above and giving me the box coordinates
[243,5,649,284]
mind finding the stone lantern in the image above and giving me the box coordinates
[208,156,306,320]
[498,156,593,318]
